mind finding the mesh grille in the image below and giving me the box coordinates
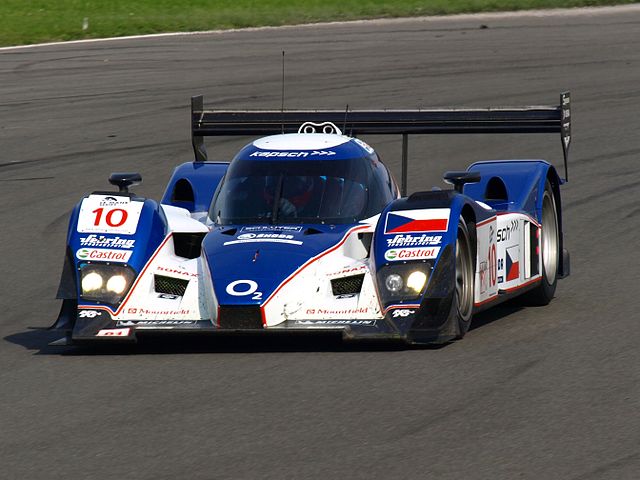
[154,275,189,296]
[218,306,263,329]
[331,274,365,296]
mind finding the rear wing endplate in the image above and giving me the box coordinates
[191,92,571,195]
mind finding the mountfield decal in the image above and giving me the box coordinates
[79,235,135,249]
[76,248,132,262]
[385,234,442,248]
[385,209,450,234]
[384,247,440,261]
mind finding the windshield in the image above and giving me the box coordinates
[210,157,389,225]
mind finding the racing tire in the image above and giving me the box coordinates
[521,181,559,306]
[454,219,475,338]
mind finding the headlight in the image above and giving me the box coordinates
[82,272,103,292]
[79,264,136,305]
[384,274,403,292]
[377,262,432,305]
[407,271,427,293]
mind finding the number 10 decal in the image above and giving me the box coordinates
[92,208,128,227]
[226,280,263,300]
[77,195,144,235]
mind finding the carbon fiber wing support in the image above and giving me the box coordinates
[191,92,571,195]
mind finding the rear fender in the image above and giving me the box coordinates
[161,161,229,214]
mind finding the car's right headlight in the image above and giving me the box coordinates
[377,261,432,305]
[79,263,136,305]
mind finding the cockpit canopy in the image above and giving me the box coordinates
[209,134,397,225]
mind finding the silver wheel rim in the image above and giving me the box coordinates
[455,224,474,321]
[541,191,559,284]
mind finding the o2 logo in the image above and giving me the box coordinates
[226,280,263,300]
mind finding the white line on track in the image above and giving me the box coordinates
[1,4,639,52]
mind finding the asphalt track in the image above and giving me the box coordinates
[1,6,639,479]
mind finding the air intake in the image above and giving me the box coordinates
[154,275,189,297]
[331,274,365,296]
[218,306,263,329]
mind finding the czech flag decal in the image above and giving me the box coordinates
[384,209,450,234]
[506,245,520,282]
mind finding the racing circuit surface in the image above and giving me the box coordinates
[1,6,639,479]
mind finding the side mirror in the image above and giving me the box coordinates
[443,171,481,193]
[109,172,142,193]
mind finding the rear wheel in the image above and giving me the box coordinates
[455,219,475,338]
[523,181,559,305]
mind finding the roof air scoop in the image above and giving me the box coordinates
[298,122,342,135]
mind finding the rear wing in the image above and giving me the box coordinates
[191,92,571,195]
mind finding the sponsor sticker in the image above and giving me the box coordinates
[249,150,335,158]
[304,307,371,316]
[96,328,130,337]
[76,248,132,262]
[296,319,376,326]
[79,234,135,249]
[77,194,144,235]
[237,232,294,240]
[241,225,303,233]
[391,309,415,318]
[224,238,302,246]
[117,320,197,327]
[384,247,440,261]
[384,209,450,234]
[327,265,367,277]
[497,220,519,243]
[126,307,193,316]
[156,266,198,278]
[385,234,442,248]
[78,310,101,318]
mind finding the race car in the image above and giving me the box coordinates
[52,93,571,345]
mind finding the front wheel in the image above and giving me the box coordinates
[455,219,475,338]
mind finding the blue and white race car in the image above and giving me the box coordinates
[53,93,571,345]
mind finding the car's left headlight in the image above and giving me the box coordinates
[79,264,136,305]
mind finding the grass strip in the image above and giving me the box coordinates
[1,0,636,47]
